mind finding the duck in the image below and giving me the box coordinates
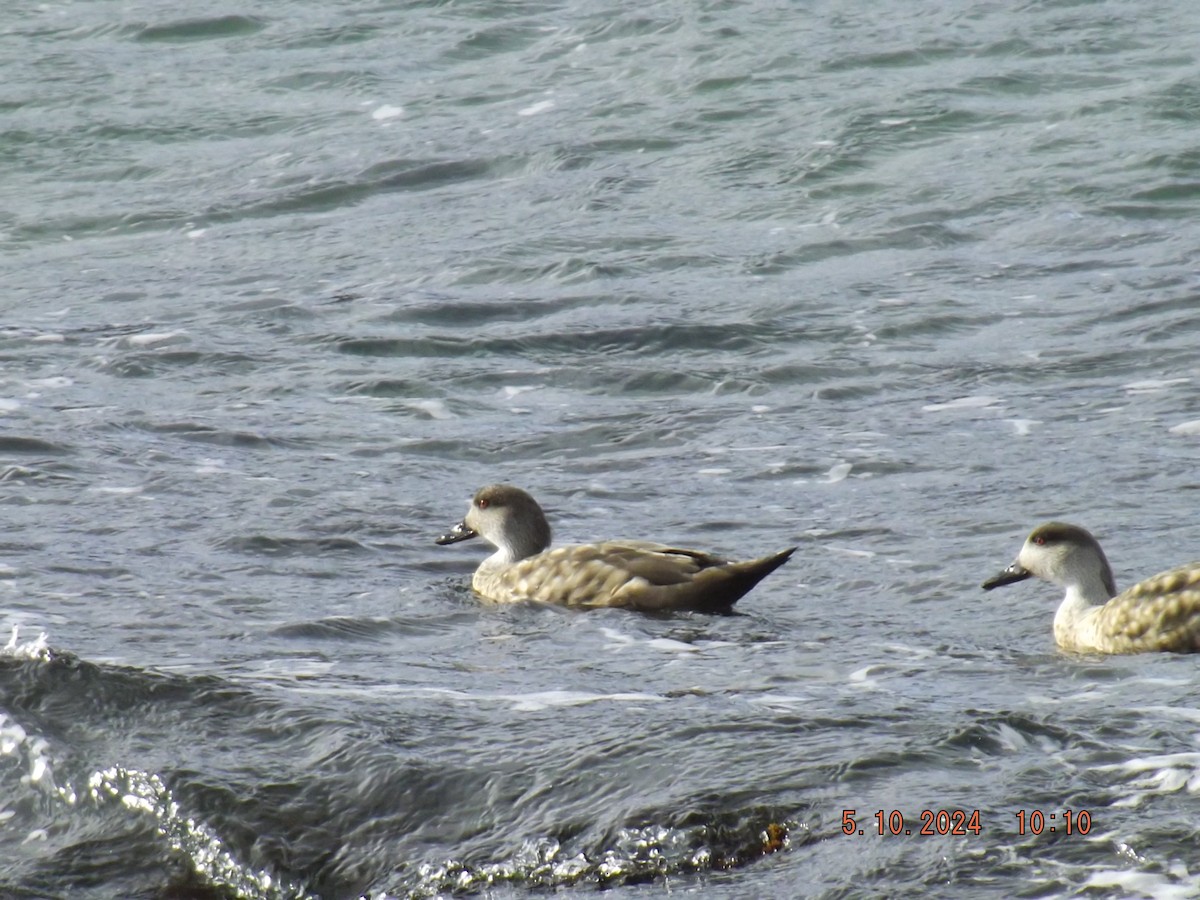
[981,521,1200,653]
[435,484,795,612]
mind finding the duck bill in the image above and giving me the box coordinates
[435,520,478,545]
[981,562,1032,591]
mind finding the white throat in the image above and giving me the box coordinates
[482,545,518,568]
[1052,578,1114,650]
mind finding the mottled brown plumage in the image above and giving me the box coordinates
[982,521,1200,653]
[436,484,794,612]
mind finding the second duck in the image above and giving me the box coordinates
[436,484,795,612]
[982,521,1200,653]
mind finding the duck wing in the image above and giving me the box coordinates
[492,542,794,612]
[1094,563,1200,652]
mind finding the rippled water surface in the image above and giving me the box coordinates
[4,1,1200,897]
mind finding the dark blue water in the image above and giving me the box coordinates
[4,1,1200,897]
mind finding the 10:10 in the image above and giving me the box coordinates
[1014,809,1092,835]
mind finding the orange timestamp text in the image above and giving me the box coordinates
[841,808,1093,836]
[842,809,980,836]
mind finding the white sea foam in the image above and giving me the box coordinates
[88,765,304,898]
[89,485,144,495]
[371,104,404,121]
[518,99,555,116]
[1083,868,1200,898]
[0,692,73,809]
[645,638,704,653]
[1137,704,1200,724]
[821,462,852,483]
[501,385,539,398]
[1168,419,1200,436]
[125,331,185,347]
[3,626,50,660]
[922,396,1001,412]
[404,399,453,420]
[1123,378,1189,394]
[1007,418,1040,435]
[879,643,936,660]
[503,690,663,711]
[829,546,875,559]
[992,722,1030,752]
[1100,751,1200,774]
[746,694,811,707]
[358,683,667,711]
[0,713,28,754]
[25,376,72,389]
[1095,751,1200,808]
[600,627,730,654]
[848,664,887,687]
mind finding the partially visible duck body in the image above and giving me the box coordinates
[436,484,795,612]
[982,521,1200,653]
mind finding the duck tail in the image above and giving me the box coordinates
[701,546,797,612]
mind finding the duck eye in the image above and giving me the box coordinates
[1033,536,1045,545]
[477,498,489,509]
